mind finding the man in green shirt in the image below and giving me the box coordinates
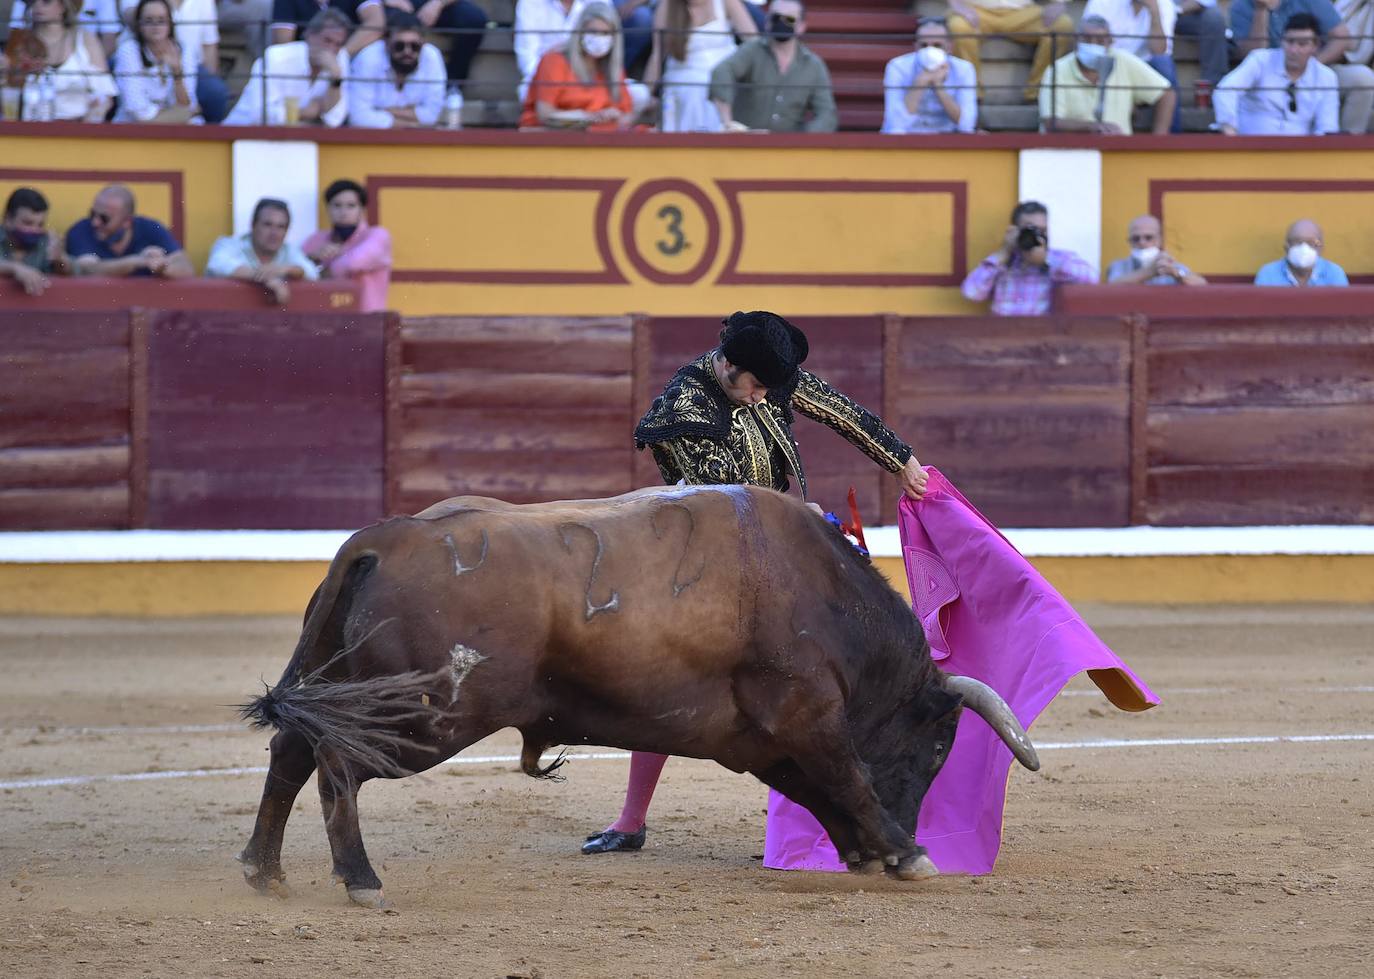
[709,0,838,132]
[0,187,66,297]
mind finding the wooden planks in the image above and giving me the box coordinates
[0,312,133,529]
[1141,320,1374,525]
[145,311,387,529]
[894,316,1133,527]
[389,317,636,514]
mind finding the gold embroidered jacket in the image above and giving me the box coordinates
[634,353,912,499]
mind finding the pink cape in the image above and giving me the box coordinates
[763,467,1158,875]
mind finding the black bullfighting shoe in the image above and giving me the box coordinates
[580,826,647,854]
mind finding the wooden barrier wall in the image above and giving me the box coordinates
[5,307,1373,530]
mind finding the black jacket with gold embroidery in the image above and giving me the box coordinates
[634,353,912,499]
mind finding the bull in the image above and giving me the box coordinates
[238,485,1039,906]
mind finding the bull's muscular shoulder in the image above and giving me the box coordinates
[634,360,732,447]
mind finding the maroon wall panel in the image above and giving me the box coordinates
[894,317,1132,527]
[0,311,132,529]
[1143,319,1374,525]
[390,317,636,514]
[643,317,891,525]
[145,311,386,529]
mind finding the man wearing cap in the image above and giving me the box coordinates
[580,309,929,854]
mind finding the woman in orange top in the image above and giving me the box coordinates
[520,1,636,131]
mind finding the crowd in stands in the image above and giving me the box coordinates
[2,0,1374,132]
[957,198,1351,316]
[0,180,394,307]
[3,179,1356,308]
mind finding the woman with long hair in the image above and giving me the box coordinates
[519,2,637,131]
[644,0,756,132]
[301,179,393,314]
[112,0,200,122]
[20,0,117,121]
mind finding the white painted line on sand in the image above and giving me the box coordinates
[2,735,1372,793]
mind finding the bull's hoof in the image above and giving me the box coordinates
[889,853,939,881]
[347,887,389,909]
[239,856,289,896]
[849,859,887,876]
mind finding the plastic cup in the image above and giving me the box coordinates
[1,87,20,121]
[282,95,300,125]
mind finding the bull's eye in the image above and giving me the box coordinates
[934,741,947,757]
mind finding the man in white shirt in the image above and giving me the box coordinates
[513,0,585,101]
[224,6,351,126]
[206,198,319,305]
[1214,12,1340,134]
[881,17,978,134]
[10,0,119,55]
[347,12,447,127]
[1082,0,1182,130]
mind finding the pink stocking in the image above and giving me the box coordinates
[608,751,669,832]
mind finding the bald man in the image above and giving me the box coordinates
[65,185,194,279]
[1254,219,1350,287]
[1106,215,1207,286]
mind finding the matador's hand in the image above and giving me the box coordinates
[897,457,928,500]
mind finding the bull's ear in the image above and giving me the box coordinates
[913,685,962,724]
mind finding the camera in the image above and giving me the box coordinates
[1016,226,1047,251]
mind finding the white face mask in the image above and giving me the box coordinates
[916,46,947,71]
[581,32,613,59]
[1287,242,1318,269]
[1131,246,1160,266]
[1076,42,1108,70]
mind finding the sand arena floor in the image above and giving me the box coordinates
[1,606,1372,978]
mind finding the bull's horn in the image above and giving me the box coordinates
[944,675,1041,772]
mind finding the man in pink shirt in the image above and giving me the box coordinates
[961,200,1096,315]
[303,178,393,312]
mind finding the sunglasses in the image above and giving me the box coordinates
[89,209,117,226]
[391,40,421,53]
[1286,81,1297,113]
[771,13,798,24]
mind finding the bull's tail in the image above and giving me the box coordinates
[238,538,443,781]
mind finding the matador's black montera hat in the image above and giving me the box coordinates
[718,311,809,389]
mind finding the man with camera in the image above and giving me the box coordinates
[961,201,1096,315]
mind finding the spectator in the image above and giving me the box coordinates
[614,0,653,75]
[514,0,585,101]
[411,0,487,83]
[302,179,392,311]
[1254,218,1348,285]
[881,16,977,134]
[217,0,273,63]
[1214,12,1339,133]
[206,197,319,304]
[1039,14,1176,134]
[65,184,195,278]
[947,0,1075,102]
[19,0,117,121]
[113,0,203,123]
[709,0,836,132]
[346,12,445,127]
[9,0,120,57]
[1336,0,1373,67]
[1231,0,1374,133]
[520,1,637,129]
[271,0,377,56]
[643,0,757,132]
[1082,0,1182,131]
[118,0,230,122]
[1175,0,1229,88]
[961,200,1096,315]
[1,187,68,297]
[224,6,350,125]
[1105,214,1207,284]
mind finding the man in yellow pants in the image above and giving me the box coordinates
[946,0,1076,101]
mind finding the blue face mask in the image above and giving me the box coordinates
[7,227,45,250]
[331,223,358,242]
